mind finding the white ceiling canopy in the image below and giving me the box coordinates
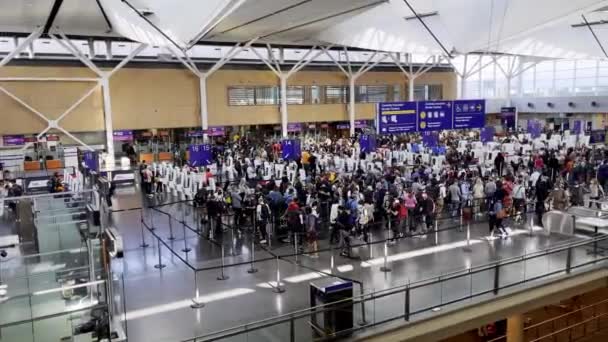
[2,0,608,60]
[317,0,608,59]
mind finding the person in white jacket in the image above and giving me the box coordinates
[329,198,341,244]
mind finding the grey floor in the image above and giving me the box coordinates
[1,186,606,342]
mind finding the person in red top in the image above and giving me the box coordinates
[534,155,544,170]
[205,168,214,185]
[272,142,281,160]
[398,199,408,237]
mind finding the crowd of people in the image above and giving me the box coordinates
[142,130,608,257]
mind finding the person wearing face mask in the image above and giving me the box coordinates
[418,191,435,236]
[546,182,568,211]
[588,178,604,208]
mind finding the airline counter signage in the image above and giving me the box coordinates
[418,101,453,132]
[376,102,418,134]
[3,135,25,146]
[113,130,134,141]
[453,99,485,129]
[281,139,301,161]
[501,107,516,130]
[189,144,213,166]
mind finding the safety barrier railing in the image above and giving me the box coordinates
[487,297,608,342]
[182,235,608,342]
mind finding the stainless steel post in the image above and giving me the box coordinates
[247,233,258,274]
[294,233,300,264]
[434,220,439,245]
[154,238,166,269]
[463,222,472,252]
[217,244,229,280]
[358,284,368,326]
[273,256,285,293]
[191,271,205,308]
[380,241,391,272]
[181,220,191,253]
[168,213,175,240]
[139,210,149,248]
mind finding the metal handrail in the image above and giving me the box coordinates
[487,297,608,342]
[184,235,608,342]
[526,298,608,331]
[529,311,608,342]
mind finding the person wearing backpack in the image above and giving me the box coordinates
[305,206,319,258]
[256,196,271,244]
[489,198,508,238]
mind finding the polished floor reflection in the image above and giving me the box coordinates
[1,187,606,342]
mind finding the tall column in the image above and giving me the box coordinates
[506,76,513,106]
[408,78,415,101]
[460,75,467,99]
[280,74,288,138]
[506,314,524,342]
[101,77,115,165]
[199,75,209,142]
[349,77,356,137]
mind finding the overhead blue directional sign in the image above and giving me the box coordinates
[376,102,417,135]
[453,99,485,129]
[418,101,453,132]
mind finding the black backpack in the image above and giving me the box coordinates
[261,204,270,220]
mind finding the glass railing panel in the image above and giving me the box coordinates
[0,321,35,342]
[245,319,290,342]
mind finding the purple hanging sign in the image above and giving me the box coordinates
[480,127,495,143]
[422,131,439,147]
[113,130,134,141]
[3,135,25,146]
[287,123,303,132]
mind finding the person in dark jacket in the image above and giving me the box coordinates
[494,153,505,177]
[336,206,352,257]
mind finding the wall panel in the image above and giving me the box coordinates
[0,65,457,135]
[0,66,104,134]
[110,68,200,129]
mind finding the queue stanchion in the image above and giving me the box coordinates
[367,228,373,260]
[149,209,155,231]
[463,221,472,252]
[358,283,368,326]
[139,210,149,248]
[459,207,463,232]
[247,229,258,274]
[217,244,229,280]
[434,220,439,246]
[154,237,166,269]
[380,240,391,273]
[330,244,335,272]
[294,233,300,265]
[273,256,285,293]
[168,213,176,241]
[387,219,395,246]
[181,218,191,253]
[529,203,535,236]
[191,271,204,309]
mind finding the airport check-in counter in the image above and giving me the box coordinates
[309,277,354,338]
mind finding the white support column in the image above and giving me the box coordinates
[327,48,388,136]
[280,74,288,138]
[101,78,115,160]
[0,27,42,67]
[199,75,209,137]
[391,53,440,101]
[254,44,329,138]
[194,38,257,142]
[461,55,469,99]
[349,76,356,136]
